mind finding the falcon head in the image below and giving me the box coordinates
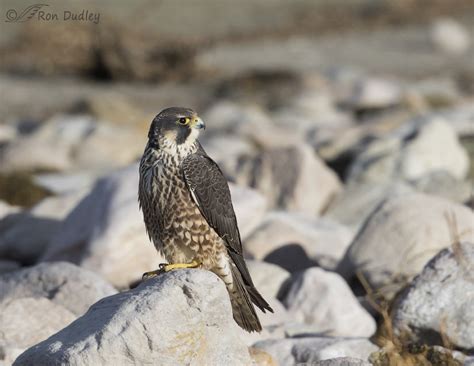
[148,107,205,148]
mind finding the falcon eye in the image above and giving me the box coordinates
[178,117,189,125]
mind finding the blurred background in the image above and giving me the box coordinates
[1,0,474,364]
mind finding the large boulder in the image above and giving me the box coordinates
[347,117,469,184]
[0,262,117,316]
[280,267,376,338]
[244,212,353,272]
[339,193,474,295]
[254,337,378,366]
[14,270,253,366]
[234,144,341,215]
[246,260,290,299]
[392,242,474,351]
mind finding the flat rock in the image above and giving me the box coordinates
[254,337,378,366]
[0,262,117,316]
[234,144,341,215]
[244,212,353,272]
[338,193,474,296]
[280,267,376,337]
[392,242,474,351]
[14,269,253,366]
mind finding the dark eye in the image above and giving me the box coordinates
[178,117,187,124]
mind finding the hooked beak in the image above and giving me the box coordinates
[192,116,206,130]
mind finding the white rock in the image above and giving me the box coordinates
[0,115,95,172]
[235,144,341,215]
[339,193,474,295]
[33,171,99,195]
[14,270,253,366]
[0,190,88,263]
[0,262,117,316]
[1,297,75,366]
[244,212,353,272]
[0,124,16,144]
[324,182,413,232]
[0,200,20,220]
[392,242,474,350]
[400,117,469,180]
[246,260,290,299]
[348,117,469,183]
[280,268,376,337]
[348,77,402,109]
[431,18,471,55]
[229,184,267,239]
[41,164,162,288]
[254,337,378,366]
[73,123,145,171]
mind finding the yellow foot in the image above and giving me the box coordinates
[142,260,201,280]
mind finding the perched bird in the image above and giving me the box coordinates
[138,107,273,332]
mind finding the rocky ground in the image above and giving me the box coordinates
[0,3,474,365]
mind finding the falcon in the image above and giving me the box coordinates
[138,107,273,332]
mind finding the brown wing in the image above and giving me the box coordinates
[182,150,273,314]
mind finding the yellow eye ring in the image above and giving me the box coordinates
[178,117,189,125]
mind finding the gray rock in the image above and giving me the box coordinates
[254,337,378,366]
[0,262,117,316]
[324,181,413,232]
[347,77,402,109]
[411,170,472,203]
[339,193,474,296]
[229,184,268,240]
[0,190,87,263]
[314,357,372,366]
[42,164,165,288]
[392,242,474,351]
[348,117,469,184]
[33,171,99,195]
[430,18,471,55]
[234,144,341,215]
[1,297,76,366]
[246,260,290,299]
[280,267,376,337]
[0,259,20,274]
[14,270,252,366]
[0,115,95,173]
[244,212,353,272]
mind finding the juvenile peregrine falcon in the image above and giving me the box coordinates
[138,107,273,332]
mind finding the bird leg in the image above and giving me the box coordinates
[142,260,201,280]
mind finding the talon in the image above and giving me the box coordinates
[160,260,202,272]
[142,268,164,280]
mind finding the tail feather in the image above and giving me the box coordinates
[229,264,262,332]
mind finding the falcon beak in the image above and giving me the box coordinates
[192,116,206,130]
